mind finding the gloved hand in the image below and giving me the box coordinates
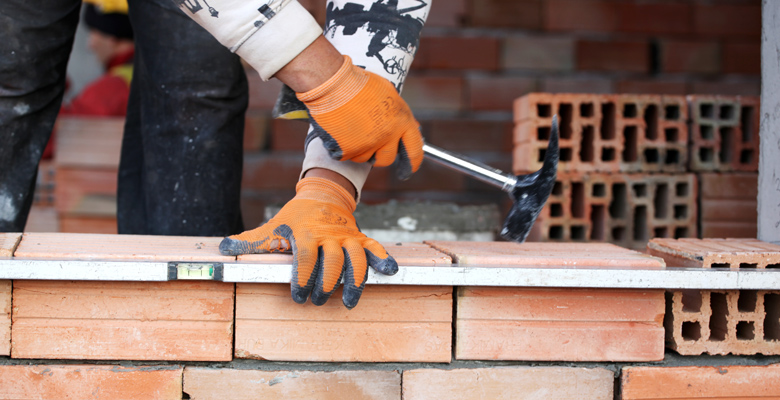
[219,177,398,308]
[297,55,423,180]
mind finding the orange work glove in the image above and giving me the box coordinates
[297,55,423,180]
[219,177,398,308]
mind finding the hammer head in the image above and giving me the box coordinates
[501,115,560,242]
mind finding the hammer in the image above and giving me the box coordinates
[273,86,560,242]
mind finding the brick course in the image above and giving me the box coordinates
[622,365,780,399]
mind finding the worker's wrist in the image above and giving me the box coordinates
[274,36,344,92]
[302,168,357,200]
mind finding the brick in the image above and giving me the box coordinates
[234,284,452,362]
[247,71,283,110]
[242,152,303,191]
[723,41,761,75]
[545,0,691,35]
[468,0,543,29]
[0,233,21,258]
[269,118,308,151]
[539,76,613,94]
[577,40,649,73]
[14,232,233,262]
[456,287,665,361]
[424,119,513,153]
[403,367,614,400]
[12,280,234,361]
[425,0,466,27]
[401,76,463,112]
[184,369,400,399]
[243,113,269,152]
[616,79,688,95]
[0,281,9,356]
[54,116,123,169]
[690,79,761,96]
[502,36,574,72]
[467,76,537,111]
[701,222,757,239]
[58,215,117,234]
[694,3,761,39]
[622,365,780,399]
[660,40,720,74]
[648,238,780,269]
[416,36,500,70]
[701,198,757,222]
[25,206,59,232]
[0,365,183,399]
[54,167,116,215]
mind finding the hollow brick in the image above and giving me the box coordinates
[648,238,780,270]
[184,368,400,400]
[687,95,759,172]
[0,365,183,400]
[403,367,614,399]
[622,365,780,399]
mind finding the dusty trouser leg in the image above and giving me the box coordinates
[120,0,248,236]
[0,0,81,232]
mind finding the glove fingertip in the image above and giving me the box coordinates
[219,237,247,256]
[342,286,363,310]
[291,286,309,304]
[366,249,399,276]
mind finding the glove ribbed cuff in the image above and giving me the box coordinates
[295,177,357,213]
[296,55,368,114]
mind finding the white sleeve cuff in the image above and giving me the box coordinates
[301,137,372,202]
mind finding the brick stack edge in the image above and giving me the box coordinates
[649,238,780,356]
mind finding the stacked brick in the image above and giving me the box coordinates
[621,365,780,400]
[699,172,758,238]
[648,238,780,355]
[688,96,760,172]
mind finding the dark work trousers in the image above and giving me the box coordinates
[0,0,248,236]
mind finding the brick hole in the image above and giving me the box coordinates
[682,321,702,341]
[550,203,564,217]
[700,103,714,119]
[590,205,606,240]
[740,263,758,269]
[571,225,586,240]
[601,147,616,161]
[622,126,638,162]
[537,126,551,141]
[741,106,755,142]
[740,149,754,165]
[738,290,758,312]
[610,184,628,218]
[644,104,658,140]
[674,227,688,239]
[700,125,714,140]
[736,321,755,340]
[665,149,680,165]
[699,147,715,163]
[633,183,647,198]
[676,183,689,197]
[549,225,564,239]
[644,148,659,164]
[665,104,680,120]
[654,184,669,219]
[600,103,616,140]
[537,148,546,162]
[623,103,638,118]
[552,181,563,196]
[682,290,703,312]
[537,103,552,118]
[633,205,648,242]
[571,183,585,218]
[612,226,626,241]
[592,183,606,197]
[764,293,780,341]
[559,103,573,140]
[580,102,594,117]
[654,227,668,238]
[767,264,780,269]
[580,126,595,162]
[560,147,573,162]
[664,128,679,142]
[709,292,729,342]
[719,127,735,163]
[719,104,735,120]
[674,205,687,220]
[711,263,731,269]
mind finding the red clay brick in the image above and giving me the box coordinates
[234,284,452,362]
[576,40,649,73]
[467,76,537,111]
[0,281,9,356]
[539,76,614,94]
[544,0,618,32]
[701,198,757,223]
[243,113,269,152]
[54,117,123,169]
[545,0,691,35]
[661,40,720,74]
[723,41,761,75]
[242,152,303,191]
[616,79,688,95]
[14,232,233,262]
[694,3,761,39]
[425,0,467,27]
[401,76,463,112]
[701,222,757,239]
[12,280,234,361]
[688,95,760,172]
[690,79,761,97]
[58,215,117,234]
[0,233,21,258]
[184,369,400,399]
[416,36,500,70]
[0,365,183,400]
[455,287,665,361]
[403,367,614,399]
[425,119,513,153]
[468,0,543,29]
[502,36,574,72]
[622,365,780,399]
[269,119,308,151]
[54,167,116,215]
[648,238,780,270]
[699,172,757,200]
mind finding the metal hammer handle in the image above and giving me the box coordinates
[422,144,518,193]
